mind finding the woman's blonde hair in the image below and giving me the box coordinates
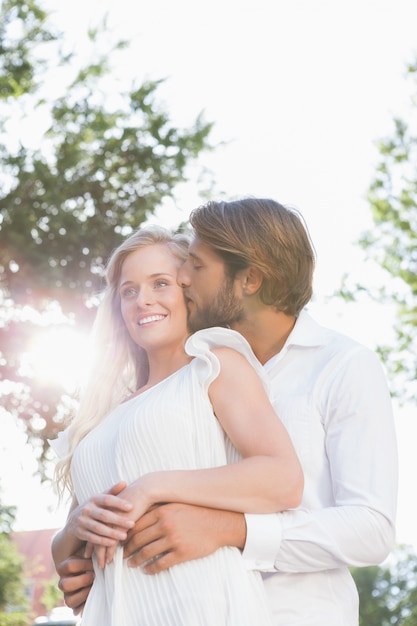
[55,225,190,496]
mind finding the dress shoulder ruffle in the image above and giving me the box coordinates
[185,327,268,393]
[48,427,71,458]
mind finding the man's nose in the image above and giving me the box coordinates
[177,263,190,287]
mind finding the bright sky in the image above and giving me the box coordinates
[1,0,416,551]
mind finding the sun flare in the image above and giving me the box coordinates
[27,326,91,391]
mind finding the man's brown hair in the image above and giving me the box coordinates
[189,197,316,316]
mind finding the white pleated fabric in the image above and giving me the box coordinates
[52,327,273,626]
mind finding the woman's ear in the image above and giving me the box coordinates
[238,266,263,295]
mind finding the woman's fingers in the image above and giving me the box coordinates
[79,499,134,531]
[85,540,118,569]
[69,488,135,547]
[94,492,133,513]
[94,545,107,569]
[89,504,134,529]
[79,517,130,543]
[104,543,117,565]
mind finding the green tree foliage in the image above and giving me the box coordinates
[352,545,417,625]
[0,0,214,473]
[0,0,55,99]
[0,536,28,619]
[343,59,417,403]
[0,497,29,625]
[40,577,63,613]
[0,502,17,535]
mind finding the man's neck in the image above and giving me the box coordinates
[231,310,296,365]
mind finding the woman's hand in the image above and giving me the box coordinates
[84,540,116,570]
[67,482,135,561]
[76,478,157,568]
[117,475,156,522]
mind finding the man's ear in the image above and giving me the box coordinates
[238,266,263,295]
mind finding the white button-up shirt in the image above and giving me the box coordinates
[243,310,398,625]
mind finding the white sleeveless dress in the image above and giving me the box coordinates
[51,327,273,626]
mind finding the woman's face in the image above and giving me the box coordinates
[119,243,188,353]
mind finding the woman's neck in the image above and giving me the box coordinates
[143,347,192,391]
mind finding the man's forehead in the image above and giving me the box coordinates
[189,236,221,261]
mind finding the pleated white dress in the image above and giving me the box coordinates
[51,327,273,626]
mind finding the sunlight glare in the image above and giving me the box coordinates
[27,327,91,392]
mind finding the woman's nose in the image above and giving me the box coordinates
[135,286,154,306]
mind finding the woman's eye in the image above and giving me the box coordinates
[121,287,137,299]
[155,280,168,288]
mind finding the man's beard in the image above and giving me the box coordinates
[187,279,245,333]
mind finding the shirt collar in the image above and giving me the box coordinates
[286,308,329,348]
[263,308,327,370]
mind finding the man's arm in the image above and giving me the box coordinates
[56,502,243,602]
[59,348,397,588]
[241,345,398,574]
[123,503,246,573]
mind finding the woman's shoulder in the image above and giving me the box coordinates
[185,327,267,390]
[185,326,252,354]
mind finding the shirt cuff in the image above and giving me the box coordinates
[242,513,283,572]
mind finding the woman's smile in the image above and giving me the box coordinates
[137,314,167,326]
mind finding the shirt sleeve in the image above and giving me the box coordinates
[243,345,398,572]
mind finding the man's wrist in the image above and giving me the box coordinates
[218,510,247,550]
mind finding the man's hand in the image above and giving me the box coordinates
[56,556,94,615]
[123,503,246,574]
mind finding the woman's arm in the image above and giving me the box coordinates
[120,347,303,521]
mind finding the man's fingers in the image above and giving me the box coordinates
[134,551,179,575]
[123,524,158,558]
[57,557,94,577]
[63,587,91,613]
[71,604,84,617]
[124,536,171,567]
[59,570,95,594]
[56,555,95,613]
[123,507,163,558]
